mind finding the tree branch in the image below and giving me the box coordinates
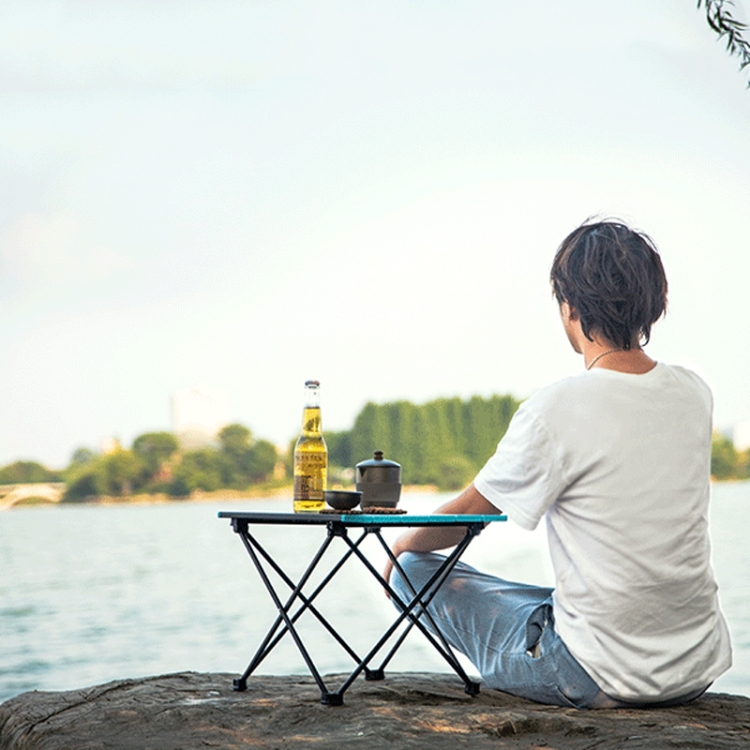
[698,0,750,86]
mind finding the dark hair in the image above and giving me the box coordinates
[550,220,668,349]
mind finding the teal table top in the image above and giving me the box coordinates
[218,510,507,526]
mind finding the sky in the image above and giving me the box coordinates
[1,0,749,469]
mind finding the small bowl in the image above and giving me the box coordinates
[324,490,362,511]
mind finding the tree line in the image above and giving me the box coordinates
[63,424,279,500]
[1,394,523,499]
[2,399,749,501]
[0,424,279,501]
[324,394,521,490]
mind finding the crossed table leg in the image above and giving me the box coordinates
[226,516,487,705]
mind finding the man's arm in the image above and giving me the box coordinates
[383,483,501,586]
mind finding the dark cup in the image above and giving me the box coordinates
[324,490,362,511]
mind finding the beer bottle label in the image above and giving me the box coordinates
[294,453,326,499]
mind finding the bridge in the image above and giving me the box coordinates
[0,483,65,510]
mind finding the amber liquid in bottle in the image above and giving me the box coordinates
[293,381,327,512]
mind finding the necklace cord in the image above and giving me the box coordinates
[586,349,623,370]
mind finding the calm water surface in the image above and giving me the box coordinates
[1,484,749,703]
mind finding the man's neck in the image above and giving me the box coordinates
[583,342,656,374]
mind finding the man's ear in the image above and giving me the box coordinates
[561,301,579,321]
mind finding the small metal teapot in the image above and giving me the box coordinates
[355,451,402,508]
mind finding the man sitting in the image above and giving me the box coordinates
[385,220,732,708]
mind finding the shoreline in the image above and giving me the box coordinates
[5,483,441,510]
[8,478,747,510]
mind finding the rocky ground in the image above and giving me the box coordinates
[1,671,749,749]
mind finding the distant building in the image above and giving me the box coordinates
[101,437,121,454]
[171,386,230,450]
[734,421,750,452]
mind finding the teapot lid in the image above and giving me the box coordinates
[355,450,401,469]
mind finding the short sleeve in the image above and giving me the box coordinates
[473,402,567,531]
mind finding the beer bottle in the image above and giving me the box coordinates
[293,380,327,512]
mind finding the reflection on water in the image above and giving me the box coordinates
[1,484,748,703]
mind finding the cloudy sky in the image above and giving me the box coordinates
[1,0,749,468]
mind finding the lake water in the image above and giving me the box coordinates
[2,483,749,704]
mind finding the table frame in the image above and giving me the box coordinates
[219,510,506,705]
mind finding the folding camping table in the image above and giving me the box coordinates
[218,510,506,705]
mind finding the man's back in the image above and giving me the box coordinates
[476,362,732,701]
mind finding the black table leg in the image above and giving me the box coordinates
[232,520,336,699]
[377,524,482,696]
[238,527,370,677]
[231,520,378,704]
[334,524,483,696]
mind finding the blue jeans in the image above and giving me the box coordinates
[391,552,709,709]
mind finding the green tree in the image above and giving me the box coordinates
[95,450,142,496]
[350,402,392,465]
[171,448,223,495]
[338,393,520,489]
[698,0,750,86]
[325,430,353,469]
[243,439,277,482]
[63,467,99,501]
[218,423,252,458]
[437,454,476,491]
[711,433,739,480]
[389,401,419,470]
[62,449,142,500]
[69,447,97,467]
[217,423,251,488]
[0,460,61,484]
[63,448,101,501]
[132,432,179,474]
[215,424,278,487]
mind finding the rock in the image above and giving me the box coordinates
[1,672,749,749]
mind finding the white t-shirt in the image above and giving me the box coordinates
[474,362,732,701]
